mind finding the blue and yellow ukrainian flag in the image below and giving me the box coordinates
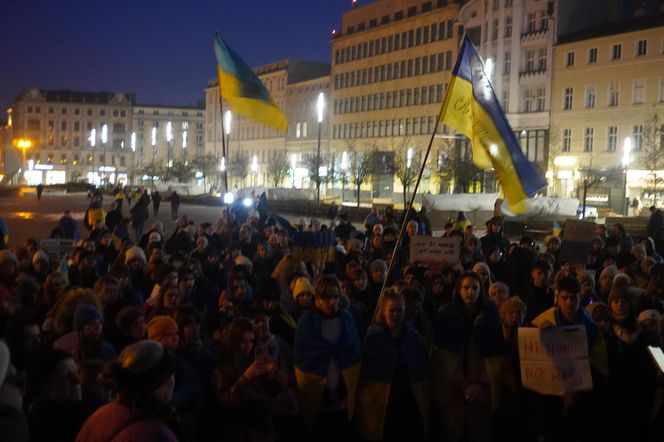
[213,33,288,132]
[440,36,546,212]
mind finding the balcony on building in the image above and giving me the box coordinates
[520,27,548,43]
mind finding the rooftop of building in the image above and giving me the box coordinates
[207,59,330,88]
[557,13,664,44]
[14,88,137,105]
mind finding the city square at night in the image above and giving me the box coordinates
[1,1,664,441]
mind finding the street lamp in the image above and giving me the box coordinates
[341,151,348,202]
[316,92,325,205]
[166,121,173,167]
[89,128,96,185]
[251,154,258,187]
[224,110,231,192]
[130,132,136,186]
[182,129,187,165]
[16,139,32,180]
[405,147,414,203]
[101,124,108,186]
[151,126,157,189]
[623,136,632,216]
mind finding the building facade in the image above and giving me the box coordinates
[205,60,330,191]
[8,88,135,185]
[330,0,463,199]
[131,104,205,186]
[8,88,206,187]
[549,18,664,211]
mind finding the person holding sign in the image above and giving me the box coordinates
[431,271,504,442]
[530,277,609,441]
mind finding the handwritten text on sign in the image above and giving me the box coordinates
[409,236,460,264]
[518,325,593,396]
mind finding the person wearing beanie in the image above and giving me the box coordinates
[53,304,116,364]
[0,340,29,442]
[480,216,509,256]
[0,249,18,289]
[605,280,659,441]
[254,275,296,346]
[76,341,181,442]
[147,315,179,350]
[290,276,314,322]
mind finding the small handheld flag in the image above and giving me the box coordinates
[213,33,288,132]
[439,36,546,212]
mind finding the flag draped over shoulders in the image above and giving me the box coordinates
[440,36,545,212]
[213,33,288,132]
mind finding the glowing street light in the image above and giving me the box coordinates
[223,110,232,192]
[182,130,188,164]
[316,92,325,204]
[130,132,136,185]
[166,121,173,167]
[623,136,632,216]
[101,124,108,185]
[151,126,157,189]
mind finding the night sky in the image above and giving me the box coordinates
[0,0,354,114]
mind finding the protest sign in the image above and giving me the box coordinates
[559,219,596,264]
[409,236,460,264]
[38,239,75,262]
[518,325,593,396]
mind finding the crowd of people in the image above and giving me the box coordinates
[1,189,664,442]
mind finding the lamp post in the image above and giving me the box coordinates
[130,132,136,186]
[151,126,157,190]
[622,136,632,216]
[182,129,187,165]
[16,139,32,182]
[341,151,348,202]
[166,121,173,168]
[89,128,96,185]
[101,124,108,186]
[405,147,414,203]
[251,154,258,187]
[224,110,231,192]
[316,92,325,205]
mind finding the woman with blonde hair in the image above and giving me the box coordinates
[355,289,430,441]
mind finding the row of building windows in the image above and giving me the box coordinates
[335,21,455,65]
[27,153,127,167]
[343,0,456,37]
[25,106,128,117]
[565,38,656,67]
[334,52,454,90]
[562,77,664,110]
[332,116,438,139]
[559,125,660,153]
[136,109,203,117]
[334,83,447,115]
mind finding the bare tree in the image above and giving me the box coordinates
[266,150,291,187]
[191,153,218,194]
[435,137,482,193]
[392,136,420,207]
[162,160,195,184]
[349,142,374,207]
[641,112,664,206]
[230,152,250,187]
[303,153,327,193]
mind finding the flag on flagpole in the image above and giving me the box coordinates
[439,36,546,212]
[213,33,288,132]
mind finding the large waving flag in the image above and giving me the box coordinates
[440,36,546,212]
[213,33,288,132]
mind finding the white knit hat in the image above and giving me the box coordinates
[125,246,147,265]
